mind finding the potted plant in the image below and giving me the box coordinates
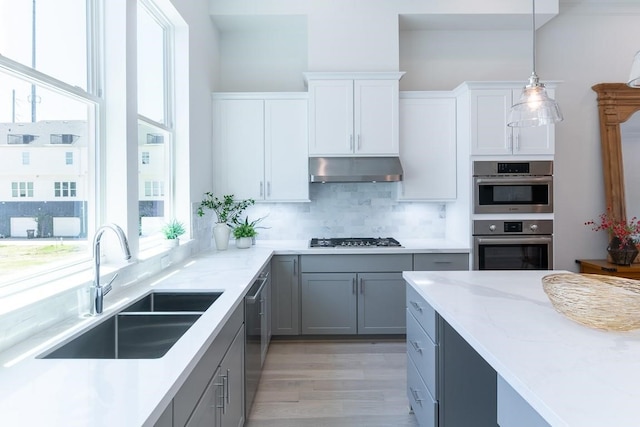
[197,193,254,250]
[232,218,258,249]
[585,209,640,265]
[161,219,185,247]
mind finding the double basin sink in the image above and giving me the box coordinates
[40,291,222,360]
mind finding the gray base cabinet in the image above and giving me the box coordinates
[271,255,300,335]
[497,375,549,427]
[407,284,497,427]
[300,254,412,335]
[168,304,244,427]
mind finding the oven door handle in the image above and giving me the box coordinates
[476,236,553,245]
[474,176,552,185]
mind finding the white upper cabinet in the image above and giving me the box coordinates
[399,94,457,201]
[468,87,555,156]
[306,72,404,157]
[213,94,309,202]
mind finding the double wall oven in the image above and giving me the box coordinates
[473,160,554,271]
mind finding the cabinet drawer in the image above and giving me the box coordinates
[407,310,437,398]
[414,253,469,271]
[407,353,438,427]
[301,254,412,273]
[406,285,437,343]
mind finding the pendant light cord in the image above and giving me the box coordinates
[531,0,536,76]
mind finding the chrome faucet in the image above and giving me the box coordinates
[91,224,132,315]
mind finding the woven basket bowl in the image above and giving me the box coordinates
[542,273,640,331]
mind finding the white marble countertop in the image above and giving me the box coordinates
[0,239,469,427]
[403,270,640,427]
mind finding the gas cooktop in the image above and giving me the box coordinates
[309,237,402,248]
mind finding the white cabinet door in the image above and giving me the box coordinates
[469,88,555,156]
[307,75,401,157]
[354,79,400,155]
[469,89,513,156]
[214,99,264,200]
[308,79,353,156]
[399,96,457,200]
[265,99,309,201]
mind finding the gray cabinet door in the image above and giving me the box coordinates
[220,325,245,427]
[186,366,223,427]
[357,272,406,334]
[271,255,300,335]
[301,273,357,334]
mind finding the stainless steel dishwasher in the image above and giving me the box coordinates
[245,266,270,417]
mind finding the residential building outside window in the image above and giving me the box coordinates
[22,152,30,165]
[141,151,150,165]
[11,182,34,198]
[54,181,77,198]
[65,152,73,165]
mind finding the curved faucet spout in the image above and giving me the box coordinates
[91,223,132,315]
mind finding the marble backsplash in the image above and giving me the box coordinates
[200,182,447,240]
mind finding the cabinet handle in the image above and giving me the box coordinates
[433,260,452,264]
[409,300,423,313]
[410,339,423,353]
[267,181,271,197]
[359,277,364,294]
[220,373,228,414]
[352,278,356,294]
[357,134,362,150]
[226,369,231,406]
[260,181,264,197]
[293,258,297,276]
[514,130,520,151]
[410,387,424,404]
[259,296,265,316]
[213,378,225,410]
[350,134,355,151]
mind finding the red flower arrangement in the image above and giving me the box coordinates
[585,209,640,248]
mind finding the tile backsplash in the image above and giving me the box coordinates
[237,182,446,240]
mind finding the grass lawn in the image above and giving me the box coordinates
[0,243,85,271]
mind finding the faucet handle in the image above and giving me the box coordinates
[104,273,119,296]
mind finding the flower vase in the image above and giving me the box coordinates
[607,237,639,266]
[213,223,231,250]
[236,237,252,249]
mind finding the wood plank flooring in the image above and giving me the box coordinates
[246,339,419,427]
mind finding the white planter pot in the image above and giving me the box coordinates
[236,237,252,249]
[164,238,179,248]
[213,223,231,250]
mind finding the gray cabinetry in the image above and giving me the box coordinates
[172,304,244,427]
[413,253,469,271]
[219,326,245,427]
[300,254,412,335]
[271,255,300,335]
[154,403,173,427]
[497,375,549,427]
[407,284,497,427]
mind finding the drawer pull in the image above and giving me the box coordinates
[410,387,424,404]
[409,339,423,353]
[410,300,423,313]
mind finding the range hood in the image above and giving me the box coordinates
[309,157,403,183]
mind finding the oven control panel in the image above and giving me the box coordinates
[473,220,553,236]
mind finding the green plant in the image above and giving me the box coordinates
[197,193,255,226]
[161,219,186,240]
[233,218,258,239]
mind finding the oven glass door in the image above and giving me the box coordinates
[474,176,552,213]
[474,236,552,270]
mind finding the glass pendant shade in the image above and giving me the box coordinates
[508,73,563,127]
[628,51,640,88]
[508,0,563,128]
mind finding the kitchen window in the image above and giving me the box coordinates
[137,0,176,246]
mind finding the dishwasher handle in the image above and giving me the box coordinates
[246,273,269,302]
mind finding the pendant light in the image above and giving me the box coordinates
[508,0,563,127]
[628,51,640,88]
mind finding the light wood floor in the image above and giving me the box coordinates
[246,339,418,427]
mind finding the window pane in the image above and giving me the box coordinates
[0,70,91,286]
[137,3,166,124]
[138,120,169,238]
[0,0,88,90]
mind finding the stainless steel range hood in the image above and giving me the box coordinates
[309,157,403,183]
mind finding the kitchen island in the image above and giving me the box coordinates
[404,270,640,427]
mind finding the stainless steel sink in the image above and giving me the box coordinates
[41,313,201,359]
[121,291,222,313]
[40,291,223,359]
